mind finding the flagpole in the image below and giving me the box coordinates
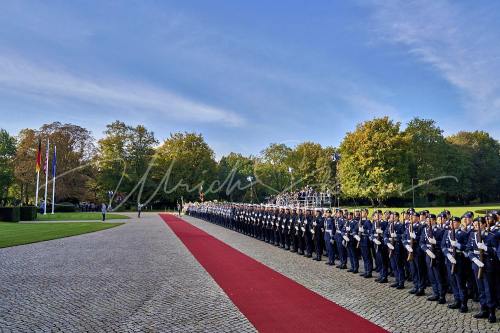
[43,139,50,215]
[35,171,40,206]
[51,145,56,214]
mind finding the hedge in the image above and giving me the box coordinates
[20,206,37,221]
[55,202,76,213]
[0,207,21,222]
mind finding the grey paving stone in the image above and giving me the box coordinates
[0,213,256,333]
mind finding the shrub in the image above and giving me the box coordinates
[55,202,76,213]
[20,206,37,221]
[0,207,21,222]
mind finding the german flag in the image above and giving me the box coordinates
[35,139,42,172]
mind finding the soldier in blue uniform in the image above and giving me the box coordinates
[312,208,324,261]
[345,211,359,273]
[335,209,348,269]
[441,216,470,312]
[467,217,498,323]
[359,208,373,278]
[420,214,447,303]
[404,211,426,296]
[304,208,313,258]
[372,210,389,283]
[323,209,336,265]
[290,208,298,252]
[385,212,405,289]
[297,208,305,255]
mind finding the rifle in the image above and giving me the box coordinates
[450,221,456,274]
[388,220,395,257]
[477,224,484,279]
[428,221,434,266]
[407,221,414,261]
[356,219,362,249]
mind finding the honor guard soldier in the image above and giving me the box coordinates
[304,208,313,257]
[312,208,324,261]
[359,208,373,278]
[442,216,469,312]
[467,217,497,323]
[345,211,359,273]
[335,209,348,269]
[324,209,336,265]
[404,211,426,296]
[420,213,447,304]
[372,210,389,283]
[385,212,405,289]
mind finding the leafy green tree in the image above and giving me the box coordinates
[96,121,158,205]
[403,118,449,203]
[447,131,500,203]
[0,129,16,205]
[217,153,255,202]
[338,117,409,206]
[154,132,217,204]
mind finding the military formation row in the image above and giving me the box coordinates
[186,203,500,324]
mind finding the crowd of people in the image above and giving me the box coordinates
[186,202,500,323]
[267,186,333,207]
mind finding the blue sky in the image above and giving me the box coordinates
[1,0,499,158]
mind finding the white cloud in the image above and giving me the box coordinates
[368,0,500,124]
[0,54,245,127]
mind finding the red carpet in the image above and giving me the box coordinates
[161,214,387,333]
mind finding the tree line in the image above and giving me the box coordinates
[0,117,498,208]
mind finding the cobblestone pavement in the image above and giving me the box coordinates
[182,215,500,333]
[0,213,256,333]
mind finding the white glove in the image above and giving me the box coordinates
[343,235,350,242]
[405,245,413,252]
[295,226,299,230]
[477,242,488,251]
[428,237,436,245]
[450,240,457,247]
[425,249,436,259]
[410,232,416,239]
[390,232,396,238]
[446,253,456,264]
[354,235,361,242]
[376,228,382,234]
[374,239,381,245]
[472,257,484,268]
[387,243,395,250]
[359,226,364,232]
[301,227,305,232]
[313,222,317,226]
[330,239,334,244]
[288,226,291,229]
[328,231,333,236]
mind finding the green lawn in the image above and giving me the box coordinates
[36,212,129,221]
[344,204,500,217]
[0,222,123,248]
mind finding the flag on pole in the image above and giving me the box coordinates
[52,145,57,177]
[35,139,42,172]
[51,146,57,214]
[43,139,50,215]
[35,138,42,206]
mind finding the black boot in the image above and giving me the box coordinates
[459,303,468,313]
[473,307,489,319]
[427,295,439,302]
[488,308,496,323]
[447,301,460,309]
[438,297,446,304]
[415,289,425,296]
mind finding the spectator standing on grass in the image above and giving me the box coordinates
[138,203,142,218]
[101,203,107,221]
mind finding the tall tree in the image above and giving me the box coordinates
[403,118,448,202]
[0,129,16,205]
[96,121,158,205]
[217,153,255,202]
[338,117,409,205]
[154,132,217,204]
[447,131,500,203]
